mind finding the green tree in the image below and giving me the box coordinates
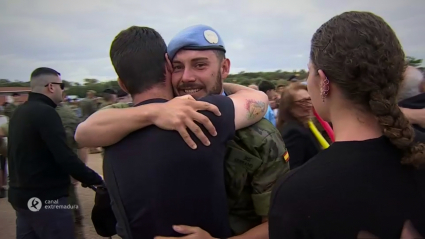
[83,78,99,85]
[406,56,423,67]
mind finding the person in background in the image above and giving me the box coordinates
[76,24,289,239]
[258,80,277,126]
[4,93,23,119]
[398,66,425,132]
[99,88,117,109]
[269,11,425,238]
[116,89,132,104]
[79,90,101,154]
[56,93,87,239]
[8,67,103,239]
[276,84,286,94]
[276,83,320,170]
[288,75,298,83]
[0,108,7,198]
[79,90,97,120]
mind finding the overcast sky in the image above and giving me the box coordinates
[0,0,424,83]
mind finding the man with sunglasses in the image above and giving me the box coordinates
[7,67,103,239]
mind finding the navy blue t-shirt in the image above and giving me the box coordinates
[104,95,235,238]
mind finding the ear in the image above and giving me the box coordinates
[117,78,129,94]
[165,53,173,74]
[317,69,327,85]
[46,83,54,93]
[317,69,330,96]
[221,58,231,82]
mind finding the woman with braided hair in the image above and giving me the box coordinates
[269,11,425,239]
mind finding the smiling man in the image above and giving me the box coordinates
[76,25,290,239]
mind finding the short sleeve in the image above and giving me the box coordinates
[198,95,235,143]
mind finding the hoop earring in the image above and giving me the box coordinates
[320,77,330,102]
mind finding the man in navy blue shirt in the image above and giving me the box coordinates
[102,26,268,239]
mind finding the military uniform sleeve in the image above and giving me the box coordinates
[59,106,80,149]
[251,130,290,217]
[0,123,9,137]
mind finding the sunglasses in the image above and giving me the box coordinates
[294,98,312,107]
[45,82,65,90]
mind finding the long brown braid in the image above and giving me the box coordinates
[310,11,424,167]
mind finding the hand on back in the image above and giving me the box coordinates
[152,95,221,149]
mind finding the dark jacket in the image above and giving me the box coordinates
[398,93,425,133]
[7,92,103,209]
[279,120,321,170]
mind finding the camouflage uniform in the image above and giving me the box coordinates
[4,103,18,119]
[79,98,101,153]
[101,102,133,110]
[225,119,289,234]
[79,98,97,120]
[56,103,85,239]
[98,101,116,109]
[56,103,80,154]
[104,102,290,235]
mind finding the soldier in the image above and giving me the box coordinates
[79,90,100,154]
[76,25,290,239]
[116,89,132,104]
[79,90,97,120]
[98,88,117,109]
[4,93,23,119]
[56,99,86,239]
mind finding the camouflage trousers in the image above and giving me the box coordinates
[69,184,86,239]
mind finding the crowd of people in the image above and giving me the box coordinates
[0,10,424,239]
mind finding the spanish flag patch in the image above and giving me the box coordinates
[283,151,289,162]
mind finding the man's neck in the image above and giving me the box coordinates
[132,88,173,105]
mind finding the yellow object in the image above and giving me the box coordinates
[308,120,330,149]
[283,151,289,162]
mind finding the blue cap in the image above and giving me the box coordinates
[167,24,226,60]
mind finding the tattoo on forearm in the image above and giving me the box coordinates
[245,99,267,119]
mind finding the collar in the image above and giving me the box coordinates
[221,91,227,96]
[28,92,57,108]
[134,98,168,107]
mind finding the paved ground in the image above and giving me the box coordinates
[0,153,120,239]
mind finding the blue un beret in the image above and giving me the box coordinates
[167,24,226,60]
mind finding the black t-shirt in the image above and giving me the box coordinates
[104,95,235,239]
[269,136,425,239]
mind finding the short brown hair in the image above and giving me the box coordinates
[110,26,167,96]
[310,11,424,167]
